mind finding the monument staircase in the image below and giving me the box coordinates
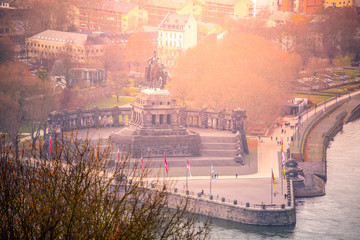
[200,135,237,158]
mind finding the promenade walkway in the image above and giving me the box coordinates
[304,93,360,162]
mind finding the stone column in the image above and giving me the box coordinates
[112,106,120,127]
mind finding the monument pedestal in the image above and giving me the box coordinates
[111,88,200,158]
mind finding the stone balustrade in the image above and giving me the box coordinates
[49,105,248,137]
[48,105,133,133]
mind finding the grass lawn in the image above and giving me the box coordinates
[124,87,141,96]
[86,96,135,109]
[295,82,360,104]
[331,68,360,81]
[19,124,40,133]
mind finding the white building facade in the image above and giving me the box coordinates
[157,13,197,69]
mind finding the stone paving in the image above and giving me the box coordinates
[74,125,290,206]
[58,91,360,206]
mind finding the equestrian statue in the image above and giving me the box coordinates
[144,51,168,89]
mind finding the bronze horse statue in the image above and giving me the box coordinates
[145,51,168,89]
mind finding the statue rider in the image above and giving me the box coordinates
[145,50,168,89]
[145,50,157,86]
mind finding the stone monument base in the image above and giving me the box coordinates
[111,126,200,158]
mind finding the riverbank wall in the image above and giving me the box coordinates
[292,92,360,198]
[161,180,296,226]
[346,103,360,123]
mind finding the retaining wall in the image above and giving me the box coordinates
[162,180,295,226]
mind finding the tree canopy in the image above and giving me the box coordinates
[170,33,301,127]
[0,62,55,150]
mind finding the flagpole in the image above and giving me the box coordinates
[163,161,165,185]
[210,164,212,196]
[186,161,188,192]
[281,167,283,196]
[271,168,273,206]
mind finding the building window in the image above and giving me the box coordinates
[167,114,171,124]
[152,115,156,125]
[159,114,164,124]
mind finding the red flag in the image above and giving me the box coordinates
[187,159,192,177]
[164,154,168,174]
[118,149,120,166]
[272,169,275,187]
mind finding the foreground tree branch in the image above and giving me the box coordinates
[0,132,210,239]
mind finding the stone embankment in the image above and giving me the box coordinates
[148,180,296,226]
[290,91,360,197]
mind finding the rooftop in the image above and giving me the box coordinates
[28,30,130,46]
[79,0,137,13]
[28,30,88,46]
[159,13,191,31]
[203,0,241,5]
[145,0,191,9]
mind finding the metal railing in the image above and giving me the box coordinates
[123,179,294,210]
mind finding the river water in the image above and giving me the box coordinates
[210,120,360,240]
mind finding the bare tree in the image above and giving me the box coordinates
[0,132,210,239]
[0,62,56,152]
[0,36,15,63]
[316,7,360,62]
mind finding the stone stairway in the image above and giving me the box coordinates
[200,136,237,157]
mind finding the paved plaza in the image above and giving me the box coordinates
[50,91,360,206]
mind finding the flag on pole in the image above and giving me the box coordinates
[94,145,97,160]
[211,164,214,179]
[282,165,286,181]
[187,159,192,177]
[272,169,275,188]
[49,136,52,154]
[118,149,120,166]
[141,154,144,172]
[211,164,216,182]
[164,153,168,174]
